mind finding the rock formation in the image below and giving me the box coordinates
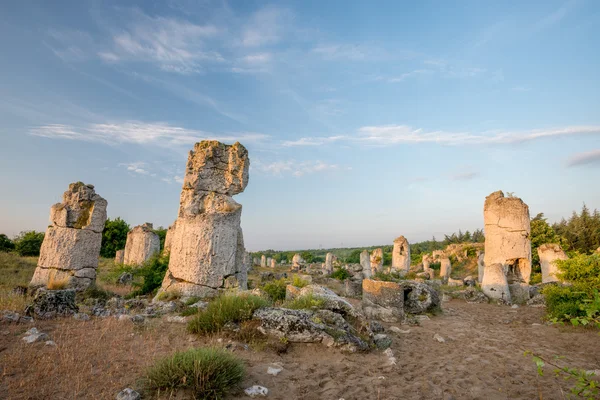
[483,191,532,303]
[538,244,568,283]
[266,257,272,268]
[270,258,276,269]
[325,252,334,274]
[123,223,160,265]
[261,255,267,268]
[163,222,176,254]
[30,182,107,291]
[439,258,451,283]
[391,236,410,275]
[481,263,510,302]
[422,254,434,279]
[370,248,383,274]
[477,252,485,283]
[362,279,404,322]
[292,253,303,270]
[360,250,371,278]
[115,250,124,264]
[158,141,249,298]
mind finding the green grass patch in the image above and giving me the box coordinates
[291,275,309,288]
[187,294,270,335]
[144,347,245,399]
[282,294,325,310]
[330,268,351,281]
[261,278,286,302]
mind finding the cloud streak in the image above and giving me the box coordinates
[30,121,269,147]
[253,159,350,177]
[566,149,600,167]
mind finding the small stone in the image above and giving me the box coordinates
[383,348,397,365]
[19,316,34,324]
[374,334,392,349]
[389,326,411,334]
[45,340,57,346]
[368,321,385,333]
[131,314,145,323]
[166,315,187,323]
[433,333,445,343]
[189,301,208,309]
[116,388,141,400]
[2,311,20,323]
[416,315,430,321]
[511,304,519,309]
[22,330,49,344]
[267,364,283,376]
[73,313,90,321]
[244,385,269,397]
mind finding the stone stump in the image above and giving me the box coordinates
[123,223,160,265]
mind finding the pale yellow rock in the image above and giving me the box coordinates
[392,236,410,275]
[538,244,568,283]
[123,223,160,266]
[370,248,383,274]
[360,250,371,278]
[439,258,451,282]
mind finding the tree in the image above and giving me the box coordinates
[346,249,362,264]
[154,226,168,251]
[100,217,130,258]
[300,251,314,263]
[0,234,15,252]
[14,231,45,256]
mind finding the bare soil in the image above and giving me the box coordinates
[1,299,599,400]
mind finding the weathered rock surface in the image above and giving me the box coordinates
[401,281,441,314]
[115,249,124,264]
[481,263,511,302]
[261,255,267,268]
[123,223,160,265]
[439,258,451,283]
[116,388,141,400]
[370,248,383,274]
[324,252,334,274]
[538,244,568,283]
[483,191,532,299]
[270,258,276,269]
[360,250,371,278]
[30,182,107,291]
[163,222,176,255]
[345,279,363,297]
[292,253,303,270]
[25,289,78,319]
[392,236,410,275]
[159,141,249,298]
[477,252,485,283]
[362,279,404,322]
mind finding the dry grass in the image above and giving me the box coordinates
[0,252,37,290]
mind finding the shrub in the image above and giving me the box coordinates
[283,294,325,310]
[130,254,169,297]
[529,272,542,285]
[100,217,129,258]
[372,271,401,282]
[261,278,286,302]
[78,285,113,301]
[14,231,44,257]
[0,234,15,252]
[429,262,441,271]
[330,268,351,281]
[291,275,309,288]
[187,294,270,335]
[145,347,245,399]
[542,254,600,327]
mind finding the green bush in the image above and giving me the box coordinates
[330,268,351,281]
[145,347,245,399]
[187,294,270,335]
[283,294,325,310]
[0,234,15,252]
[261,278,286,302]
[14,231,45,257]
[100,217,129,258]
[130,253,170,297]
[542,254,600,327]
[291,275,309,288]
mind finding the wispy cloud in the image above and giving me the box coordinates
[282,125,600,147]
[240,6,291,47]
[253,159,350,177]
[450,171,479,181]
[101,10,223,74]
[534,0,576,32]
[566,149,600,167]
[120,162,150,175]
[388,69,431,83]
[30,121,269,147]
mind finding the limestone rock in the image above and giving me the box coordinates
[483,191,532,288]
[344,279,363,298]
[292,253,303,270]
[270,258,276,269]
[538,244,568,283]
[123,223,160,265]
[481,263,511,303]
[297,284,356,317]
[22,328,49,344]
[116,388,141,400]
[439,258,451,283]
[401,281,440,314]
[115,250,124,264]
[25,289,78,319]
[245,385,269,397]
[30,183,106,291]
[163,222,176,255]
[325,252,334,274]
[447,278,463,287]
[253,308,327,343]
[362,279,404,322]
[260,255,266,268]
[360,250,371,278]
[370,248,383,274]
[392,236,410,275]
[159,141,249,298]
[477,252,485,283]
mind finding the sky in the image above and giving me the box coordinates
[0,0,599,251]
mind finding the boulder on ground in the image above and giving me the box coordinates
[123,223,160,265]
[25,288,78,319]
[481,263,511,303]
[400,281,441,314]
[362,279,404,323]
[538,244,568,283]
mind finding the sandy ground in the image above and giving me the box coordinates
[1,299,599,400]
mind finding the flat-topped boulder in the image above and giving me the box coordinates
[123,223,160,265]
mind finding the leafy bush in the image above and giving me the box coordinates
[14,231,44,256]
[153,226,168,251]
[346,249,361,264]
[187,294,270,334]
[291,275,309,288]
[145,347,245,399]
[372,271,401,282]
[542,254,600,327]
[130,253,169,297]
[261,278,286,302]
[0,234,15,252]
[283,294,325,310]
[330,268,351,281]
[100,217,129,258]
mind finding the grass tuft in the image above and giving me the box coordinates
[261,278,286,302]
[144,347,245,399]
[187,294,270,335]
[282,294,325,310]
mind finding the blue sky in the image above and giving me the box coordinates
[0,0,599,251]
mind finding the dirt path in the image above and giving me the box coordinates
[1,300,599,400]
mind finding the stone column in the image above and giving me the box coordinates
[325,252,334,274]
[123,223,160,265]
[370,248,383,274]
[360,250,371,278]
[115,249,125,264]
[261,255,267,268]
[159,141,249,298]
[538,244,568,283]
[439,258,451,283]
[477,252,485,283]
[270,258,276,269]
[391,236,410,275]
[30,182,107,291]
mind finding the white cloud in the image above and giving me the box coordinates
[312,44,368,61]
[450,171,479,181]
[120,162,150,175]
[388,69,431,83]
[566,149,600,167]
[101,10,223,73]
[281,136,345,147]
[253,159,349,177]
[240,6,291,47]
[30,121,269,147]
